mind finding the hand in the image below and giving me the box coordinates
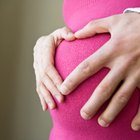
[59,13,140,131]
[33,27,75,111]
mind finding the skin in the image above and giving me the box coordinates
[33,27,75,110]
[33,13,140,131]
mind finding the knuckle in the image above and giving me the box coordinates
[115,94,129,105]
[98,84,111,97]
[37,36,46,44]
[78,61,92,75]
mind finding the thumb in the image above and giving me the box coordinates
[52,27,75,44]
[75,18,110,39]
[60,27,75,41]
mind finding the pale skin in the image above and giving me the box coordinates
[33,13,140,131]
[33,27,75,110]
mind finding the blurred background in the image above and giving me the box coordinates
[0,0,64,140]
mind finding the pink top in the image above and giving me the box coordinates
[49,0,140,140]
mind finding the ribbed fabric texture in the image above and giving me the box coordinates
[49,1,140,140]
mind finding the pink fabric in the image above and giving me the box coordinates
[49,0,140,139]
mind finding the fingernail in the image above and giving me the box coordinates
[59,85,69,95]
[132,125,140,131]
[80,110,91,120]
[98,118,109,127]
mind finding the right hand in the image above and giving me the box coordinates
[33,27,75,111]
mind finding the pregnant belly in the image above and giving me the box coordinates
[49,34,140,140]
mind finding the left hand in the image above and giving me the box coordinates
[59,13,140,131]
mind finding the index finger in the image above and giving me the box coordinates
[59,41,111,95]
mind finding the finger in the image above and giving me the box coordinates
[35,27,75,53]
[59,41,112,95]
[60,27,75,41]
[131,105,140,131]
[38,92,48,111]
[37,61,64,103]
[80,64,125,120]
[40,82,56,110]
[75,18,110,39]
[36,82,47,111]
[42,74,64,103]
[46,65,63,90]
[98,77,137,127]
[52,27,75,45]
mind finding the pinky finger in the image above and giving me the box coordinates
[40,82,56,110]
[38,92,48,111]
[131,105,140,131]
